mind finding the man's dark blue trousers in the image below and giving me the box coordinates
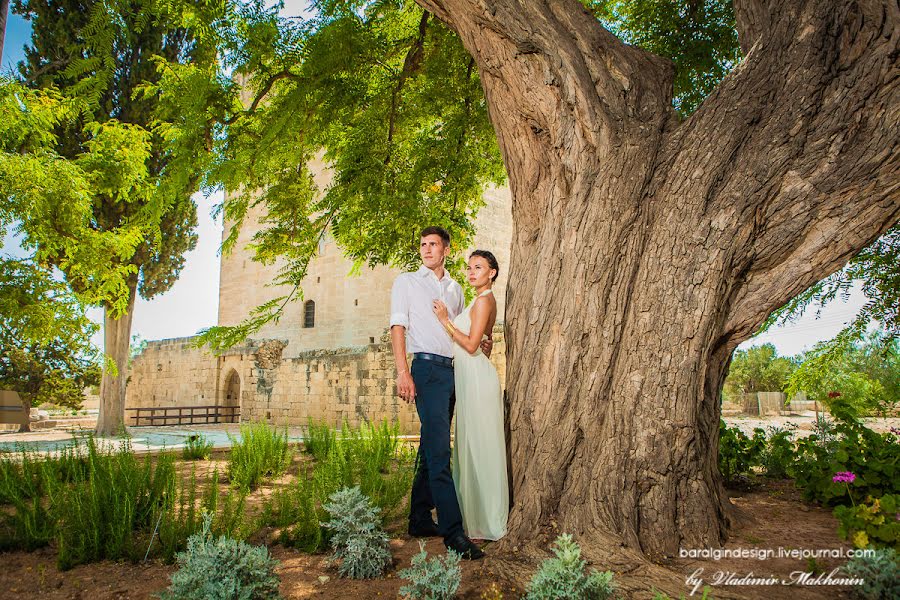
[408,357,463,541]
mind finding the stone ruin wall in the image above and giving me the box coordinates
[125,328,508,435]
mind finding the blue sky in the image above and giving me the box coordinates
[1,4,868,358]
[2,11,30,73]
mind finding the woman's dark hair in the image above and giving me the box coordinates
[470,250,500,282]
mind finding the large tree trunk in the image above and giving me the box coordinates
[97,280,137,436]
[0,0,8,64]
[416,0,900,563]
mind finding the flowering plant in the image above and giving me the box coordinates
[833,471,856,483]
[834,471,858,506]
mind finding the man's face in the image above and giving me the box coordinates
[419,234,449,270]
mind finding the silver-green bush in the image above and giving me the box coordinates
[160,514,281,600]
[525,534,615,600]
[843,548,899,600]
[398,540,461,600]
[322,486,392,579]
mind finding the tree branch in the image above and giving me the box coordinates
[413,0,675,144]
[659,0,900,346]
[385,11,430,165]
[223,69,305,125]
[733,0,773,55]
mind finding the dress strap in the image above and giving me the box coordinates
[478,289,493,297]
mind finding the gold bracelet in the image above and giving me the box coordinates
[444,321,456,336]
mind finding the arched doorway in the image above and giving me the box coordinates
[223,370,241,423]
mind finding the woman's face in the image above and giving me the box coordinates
[467,255,496,287]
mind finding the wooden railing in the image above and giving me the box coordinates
[126,405,240,426]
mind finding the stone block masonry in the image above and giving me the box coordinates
[126,328,507,435]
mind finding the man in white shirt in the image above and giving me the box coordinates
[390,226,485,559]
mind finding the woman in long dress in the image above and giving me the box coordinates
[432,250,508,541]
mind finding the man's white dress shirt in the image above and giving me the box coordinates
[390,265,465,358]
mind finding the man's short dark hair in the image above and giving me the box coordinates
[420,226,451,247]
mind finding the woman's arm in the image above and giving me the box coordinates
[434,297,493,355]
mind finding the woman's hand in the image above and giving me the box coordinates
[432,299,449,323]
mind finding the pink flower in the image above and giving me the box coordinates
[832,471,856,483]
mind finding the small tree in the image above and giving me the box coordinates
[0,258,100,408]
[4,0,230,434]
[787,335,898,419]
[723,343,796,403]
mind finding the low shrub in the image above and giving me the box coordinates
[842,548,899,600]
[156,468,249,563]
[261,467,325,552]
[525,534,615,600]
[49,438,177,569]
[259,420,414,553]
[717,421,765,488]
[160,514,281,600]
[0,438,245,569]
[759,424,795,479]
[790,419,899,506]
[398,540,461,600]
[228,422,292,490]
[834,494,900,550]
[322,486,392,579]
[304,418,336,461]
[182,434,213,461]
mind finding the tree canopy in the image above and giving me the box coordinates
[0,258,100,408]
[722,343,795,400]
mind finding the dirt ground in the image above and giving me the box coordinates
[0,477,864,600]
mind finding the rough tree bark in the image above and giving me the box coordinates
[96,280,137,436]
[414,0,899,561]
[0,0,8,65]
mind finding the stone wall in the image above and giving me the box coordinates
[126,328,508,434]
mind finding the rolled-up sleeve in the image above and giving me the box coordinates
[389,275,410,329]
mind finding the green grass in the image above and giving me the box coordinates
[227,422,292,490]
[0,419,413,566]
[0,437,247,569]
[261,418,414,552]
[182,434,213,460]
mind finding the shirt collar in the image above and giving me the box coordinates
[417,265,450,283]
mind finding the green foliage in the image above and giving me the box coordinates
[717,421,765,488]
[260,419,414,553]
[160,513,281,600]
[322,486,392,579]
[0,438,246,568]
[587,1,740,115]
[786,334,899,419]
[842,548,900,600]
[182,434,213,461]
[227,421,292,490]
[0,258,100,408]
[304,418,337,462]
[49,438,176,569]
[525,534,616,600]
[261,468,325,552]
[788,337,900,420]
[758,425,795,480]
[161,0,745,351]
[5,0,212,425]
[723,344,795,402]
[398,540,462,600]
[790,420,899,506]
[834,495,900,551]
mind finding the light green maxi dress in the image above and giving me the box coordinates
[450,289,509,540]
